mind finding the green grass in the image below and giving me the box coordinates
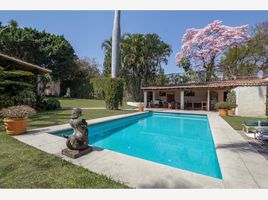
[222,116,267,130]
[0,131,128,188]
[0,100,136,188]
[56,97,133,109]
[28,109,135,129]
[57,98,106,108]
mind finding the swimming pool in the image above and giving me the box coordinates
[53,112,222,179]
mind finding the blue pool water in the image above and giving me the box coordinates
[53,112,222,179]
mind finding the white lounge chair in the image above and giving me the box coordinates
[254,127,268,141]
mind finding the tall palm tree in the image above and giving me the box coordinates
[111,10,121,78]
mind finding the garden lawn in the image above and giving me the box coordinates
[28,109,135,129]
[222,116,267,130]
[0,131,128,188]
[56,97,134,109]
[0,108,136,188]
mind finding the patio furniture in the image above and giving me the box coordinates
[201,101,207,110]
[242,121,268,133]
[163,102,168,108]
[254,127,268,141]
[168,101,175,109]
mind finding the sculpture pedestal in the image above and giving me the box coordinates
[61,146,93,159]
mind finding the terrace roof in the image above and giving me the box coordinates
[141,78,268,90]
[0,53,52,74]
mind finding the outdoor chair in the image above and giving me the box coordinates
[254,127,268,141]
[168,101,175,109]
[242,121,268,133]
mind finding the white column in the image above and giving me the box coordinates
[180,90,184,110]
[207,89,210,111]
[144,91,148,108]
[152,91,156,102]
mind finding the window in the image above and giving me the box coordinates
[185,91,195,96]
[159,91,166,96]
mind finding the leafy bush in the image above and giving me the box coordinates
[0,105,36,119]
[215,102,231,110]
[70,78,94,99]
[90,77,110,99]
[103,78,124,110]
[37,98,61,110]
[0,67,36,109]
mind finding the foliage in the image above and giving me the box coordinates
[0,67,36,109]
[179,56,191,72]
[153,68,169,86]
[0,105,36,119]
[37,98,61,111]
[220,21,268,79]
[102,33,172,101]
[226,91,237,109]
[215,102,231,110]
[176,20,249,81]
[103,78,124,110]
[71,57,100,98]
[0,20,77,81]
[90,77,110,99]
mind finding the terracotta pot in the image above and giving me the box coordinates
[227,109,235,116]
[138,104,144,112]
[218,109,227,117]
[3,118,28,135]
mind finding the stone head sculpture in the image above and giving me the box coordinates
[71,108,82,119]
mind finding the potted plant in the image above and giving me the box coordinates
[0,105,36,135]
[227,103,237,116]
[138,103,144,112]
[215,102,230,117]
[226,91,237,116]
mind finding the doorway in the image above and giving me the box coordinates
[210,91,218,110]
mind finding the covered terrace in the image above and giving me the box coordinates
[141,78,268,111]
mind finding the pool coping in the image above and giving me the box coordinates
[13,110,268,188]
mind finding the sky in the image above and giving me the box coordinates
[0,11,267,74]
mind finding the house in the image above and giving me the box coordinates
[142,77,268,117]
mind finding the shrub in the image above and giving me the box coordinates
[37,98,61,110]
[0,105,36,119]
[0,67,37,109]
[69,78,94,99]
[215,102,231,110]
[45,98,61,110]
[90,77,110,99]
[103,78,124,110]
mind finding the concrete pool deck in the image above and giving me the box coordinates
[13,110,268,188]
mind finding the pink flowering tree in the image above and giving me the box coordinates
[175,20,249,81]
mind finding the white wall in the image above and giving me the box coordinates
[233,86,267,117]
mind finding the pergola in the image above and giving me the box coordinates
[0,53,51,74]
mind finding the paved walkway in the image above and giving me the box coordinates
[13,110,268,188]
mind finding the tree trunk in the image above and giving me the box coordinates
[111,10,121,78]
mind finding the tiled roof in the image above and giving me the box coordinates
[142,78,268,90]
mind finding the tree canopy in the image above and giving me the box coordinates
[176,20,249,81]
[102,33,172,101]
[0,20,77,81]
[220,21,268,79]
